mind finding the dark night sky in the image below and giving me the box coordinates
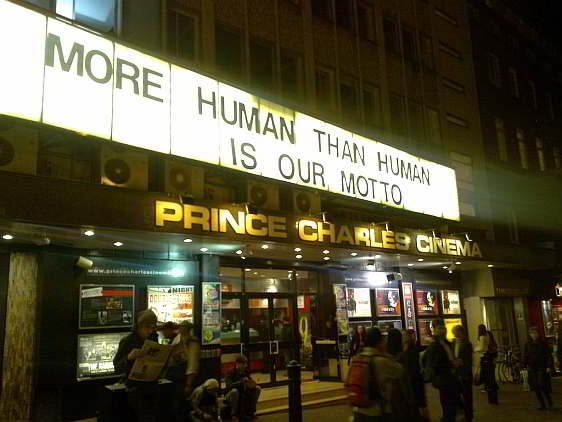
[505,0,562,46]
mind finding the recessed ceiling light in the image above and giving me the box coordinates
[448,270,453,274]
[241,256,246,260]
[294,247,302,252]
[350,252,358,256]
[83,230,95,237]
[417,258,424,262]
[245,268,251,272]
[296,254,303,259]
[200,247,209,252]
[183,238,193,243]
[323,256,330,261]
[322,250,330,254]
[253,272,258,275]
[374,254,381,259]
[455,261,461,265]
[261,244,269,249]
[442,266,448,269]
[113,241,123,247]
[488,264,494,268]
[407,263,414,267]
[2,234,13,240]
[236,250,243,255]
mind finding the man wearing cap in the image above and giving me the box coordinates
[225,355,261,421]
[190,378,221,421]
[113,309,160,422]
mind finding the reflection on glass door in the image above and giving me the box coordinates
[247,297,271,384]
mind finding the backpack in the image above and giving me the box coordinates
[346,353,378,407]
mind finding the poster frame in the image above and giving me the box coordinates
[147,284,194,324]
[78,284,135,330]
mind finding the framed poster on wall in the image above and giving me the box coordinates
[377,320,402,335]
[444,318,462,342]
[347,287,372,318]
[202,282,221,345]
[441,290,461,315]
[147,285,194,323]
[375,288,401,316]
[79,284,135,329]
[77,332,129,380]
[416,289,439,315]
[333,284,349,336]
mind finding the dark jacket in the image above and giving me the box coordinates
[398,343,427,408]
[113,330,158,387]
[453,338,473,382]
[524,338,553,392]
[225,367,251,391]
[424,338,456,390]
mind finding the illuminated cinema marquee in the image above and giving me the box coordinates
[0,0,460,221]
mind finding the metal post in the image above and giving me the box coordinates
[287,360,303,422]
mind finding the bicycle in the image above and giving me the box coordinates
[496,348,523,384]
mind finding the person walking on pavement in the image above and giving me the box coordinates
[523,327,554,410]
[400,329,430,422]
[452,325,473,422]
[474,324,498,404]
[424,320,459,422]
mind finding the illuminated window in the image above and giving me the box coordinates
[420,34,434,69]
[487,53,501,87]
[554,146,561,169]
[528,80,537,109]
[494,118,508,161]
[315,67,336,111]
[536,138,546,171]
[426,108,441,145]
[250,39,275,91]
[339,74,358,121]
[280,50,304,100]
[389,94,406,136]
[363,85,382,129]
[517,129,528,169]
[215,24,244,80]
[56,0,118,33]
[383,18,400,55]
[357,3,375,41]
[508,67,519,98]
[168,9,199,62]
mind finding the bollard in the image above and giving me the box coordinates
[287,360,303,422]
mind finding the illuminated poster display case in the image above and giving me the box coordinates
[76,332,128,380]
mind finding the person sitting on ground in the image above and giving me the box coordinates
[190,379,221,422]
[225,355,261,421]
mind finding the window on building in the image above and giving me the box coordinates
[315,67,336,111]
[311,0,333,21]
[408,101,424,143]
[508,67,519,98]
[357,3,375,41]
[442,77,465,94]
[363,85,382,129]
[420,34,434,69]
[536,138,546,171]
[487,53,501,87]
[450,152,476,217]
[339,74,358,121]
[554,145,561,169]
[446,113,469,128]
[168,10,199,62]
[56,0,118,32]
[250,39,275,91]
[546,93,555,119]
[495,118,508,161]
[383,18,400,55]
[402,27,417,62]
[434,8,458,26]
[280,50,304,99]
[389,94,406,136]
[439,42,462,60]
[528,80,537,109]
[426,108,441,145]
[335,0,353,30]
[517,129,528,169]
[215,24,245,80]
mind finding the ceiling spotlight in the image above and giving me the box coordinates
[245,268,251,272]
[294,247,302,252]
[2,234,13,240]
[374,254,381,259]
[253,272,258,275]
[350,252,358,256]
[183,238,193,243]
[455,261,461,265]
[442,266,448,269]
[200,247,209,252]
[241,256,246,260]
[236,250,243,255]
[113,241,123,247]
[407,263,414,267]
[488,264,494,268]
[322,250,330,254]
[418,258,424,262]
[448,270,453,274]
[296,254,303,259]
[323,256,330,261]
[261,244,269,249]
[83,230,95,237]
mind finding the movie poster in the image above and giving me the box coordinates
[202,282,221,345]
[147,285,193,323]
[416,289,439,315]
[444,318,462,342]
[79,285,134,329]
[377,320,402,335]
[333,284,349,336]
[77,332,128,379]
[419,320,434,346]
[375,288,401,316]
[347,287,371,318]
[441,290,461,315]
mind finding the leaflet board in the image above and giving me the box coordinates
[416,289,439,315]
[375,288,401,317]
[79,284,134,329]
[147,285,194,323]
[77,332,128,379]
[402,282,416,332]
[441,290,461,315]
[202,282,221,345]
[347,287,371,318]
[333,284,349,336]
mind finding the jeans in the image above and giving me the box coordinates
[226,386,262,417]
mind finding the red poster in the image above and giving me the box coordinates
[375,288,401,316]
[416,289,439,315]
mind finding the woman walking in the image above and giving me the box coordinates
[474,324,498,404]
[523,327,554,410]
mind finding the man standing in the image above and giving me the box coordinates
[452,325,473,422]
[424,320,458,422]
[225,355,261,421]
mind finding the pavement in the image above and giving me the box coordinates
[260,377,562,422]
